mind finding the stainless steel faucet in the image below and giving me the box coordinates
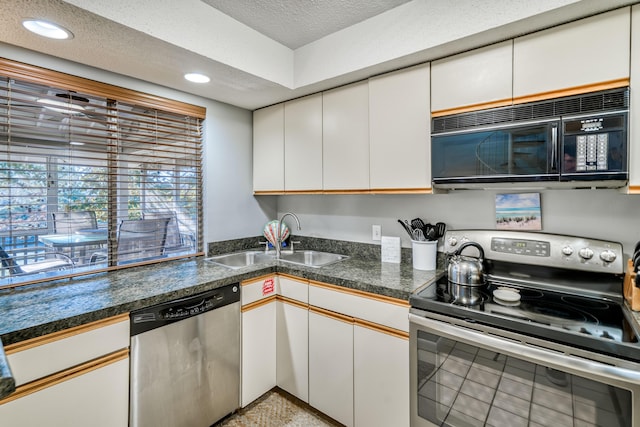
[276,212,301,259]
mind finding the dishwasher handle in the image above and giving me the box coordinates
[130,283,239,336]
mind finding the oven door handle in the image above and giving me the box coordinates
[409,313,640,387]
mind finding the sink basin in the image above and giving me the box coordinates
[278,250,348,268]
[205,251,275,269]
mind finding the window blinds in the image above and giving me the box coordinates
[0,62,203,288]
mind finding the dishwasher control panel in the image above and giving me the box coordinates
[130,283,239,335]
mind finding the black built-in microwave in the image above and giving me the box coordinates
[431,88,629,188]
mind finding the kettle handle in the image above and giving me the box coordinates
[453,242,485,260]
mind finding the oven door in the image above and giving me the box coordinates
[410,311,640,427]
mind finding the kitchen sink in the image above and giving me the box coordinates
[205,251,275,269]
[206,250,348,269]
[278,250,348,268]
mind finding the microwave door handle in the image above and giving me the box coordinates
[550,125,557,172]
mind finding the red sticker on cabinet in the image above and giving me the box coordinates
[262,278,275,296]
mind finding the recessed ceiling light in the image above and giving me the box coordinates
[184,73,210,83]
[22,19,73,40]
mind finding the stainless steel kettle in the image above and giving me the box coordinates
[447,242,485,286]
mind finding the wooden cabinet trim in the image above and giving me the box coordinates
[241,274,275,286]
[309,306,354,324]
[277,295,308,310]
[255,188,433,195]
[277,273,308,283]
[4,313,129,354]
[0,348,128,405]
[627,186,640,194]
[432,98,513,117]
[242,295,277,312]
[431,78,629,118]
[354,318,409,340]
[511,78,630,106]
[308,280,410,307]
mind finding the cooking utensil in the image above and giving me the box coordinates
[412,228,425,241]
[447,241,485,286]
[435,222,446,238]
[411,218,425,231]
[423,224,437,241]
[398,219,414,239]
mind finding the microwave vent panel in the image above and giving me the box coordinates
[432,87,629,133]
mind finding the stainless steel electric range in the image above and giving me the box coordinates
[409,230,640,427]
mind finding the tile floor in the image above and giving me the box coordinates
[215,388,342,427]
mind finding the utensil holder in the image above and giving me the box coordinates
[412,240,437,270]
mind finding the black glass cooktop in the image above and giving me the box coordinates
[410,275,640,361]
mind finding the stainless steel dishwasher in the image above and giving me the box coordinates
[130,283,240,427]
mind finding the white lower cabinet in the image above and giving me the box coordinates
[354,323,409,427]
[0,356,129,426]
[241,275,277,407]
[241,276,409,427]
[309,308,354,427]
[0,314,130,426]
[276,299,308,402]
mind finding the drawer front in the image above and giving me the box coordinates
[309,282,409,332]
[277,275,308,303]
[5,314,129,387]
[241,275,277,306]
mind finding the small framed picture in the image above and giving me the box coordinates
[495,193,541,230]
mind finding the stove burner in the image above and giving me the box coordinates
[529,304,588,323]
[561,296,611,310]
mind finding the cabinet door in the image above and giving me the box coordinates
[309,309,354,427]
[276,300,308,402]
[284,93,323,191]
[323,81,369,190]
[513,7,630,100]
[629,5,640,191]
[431,41,512,114]
[253,104,284,192]
[369,63,431,191]
[241,300,276,407]
[354,324,409,427]
[0,356,129,427]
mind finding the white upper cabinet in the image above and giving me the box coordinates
[253,104,284,193]
[323,81,370,191]
[629,5,640,192]
[513,7,630,100]
[369,63,431,191]
[431,41,513,115]
[284,93,323,191]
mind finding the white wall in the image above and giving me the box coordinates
[0,43,274,244]
[277,189,640,258]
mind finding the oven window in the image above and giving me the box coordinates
[416,331,632,427]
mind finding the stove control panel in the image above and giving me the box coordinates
[444,230,624,274]
[491,238,550,257]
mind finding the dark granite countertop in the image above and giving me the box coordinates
[0,251,441,399]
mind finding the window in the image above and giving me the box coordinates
[0,59,204,288]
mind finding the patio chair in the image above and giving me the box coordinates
[143,211,195,253]
[90,218,171,264]
[51,210,102,263]
[0,246,74,276]
[51,211,98,234]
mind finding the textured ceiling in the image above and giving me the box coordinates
[201,0,412,49]
[0,0,637,111]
